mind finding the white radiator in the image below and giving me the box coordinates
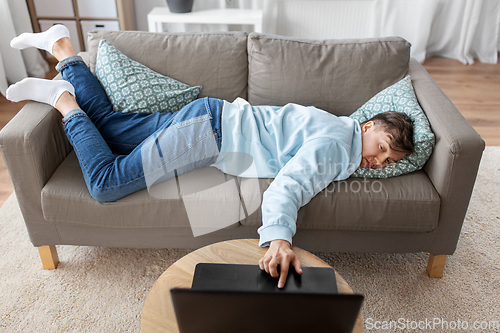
[264,0,375,39]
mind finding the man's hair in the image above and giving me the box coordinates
[361,111,414,156]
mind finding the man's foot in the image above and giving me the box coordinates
[6,78,75,108]
[10,24,70,55]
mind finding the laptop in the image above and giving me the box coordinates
[170,263,363,333]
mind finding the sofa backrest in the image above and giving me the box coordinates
[87,31,249,102]
[86,31,410,116]
[247,33,410,116]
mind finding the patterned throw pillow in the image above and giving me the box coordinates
[95,39,202,114]
[349,76,435,178]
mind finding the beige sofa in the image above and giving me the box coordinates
[0,31,484,277]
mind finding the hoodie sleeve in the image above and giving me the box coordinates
[258,138,355,247]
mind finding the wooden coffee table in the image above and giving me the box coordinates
[141,239,363,332]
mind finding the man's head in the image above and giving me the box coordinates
[359,111,414,169]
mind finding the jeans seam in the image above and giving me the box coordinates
[69,132,91,187]
[106,141,138,149]
[59,60,82,70]
[173,115,211,128]
[56,57,85,72]
[63,112,87,125]
[204,97,213,118]
[213,129,222,151]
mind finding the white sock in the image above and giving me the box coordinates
[6,78,75,108]
[10,24,70,55]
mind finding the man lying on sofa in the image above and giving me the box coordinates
[7,26,414,288]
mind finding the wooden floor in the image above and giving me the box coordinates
[422,56,500,146]
[0,56,499,208]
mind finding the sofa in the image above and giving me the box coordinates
[0,31,484,277]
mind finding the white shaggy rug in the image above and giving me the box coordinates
[1,147,499,333]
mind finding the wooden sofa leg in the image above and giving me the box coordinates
[427,254,447,278]
[38,245,59,270]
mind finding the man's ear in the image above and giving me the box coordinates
[362,121,374,132]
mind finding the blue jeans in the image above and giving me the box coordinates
[57,55,222,202]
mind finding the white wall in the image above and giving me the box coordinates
[134,0,165,31]
[134,0,500,58]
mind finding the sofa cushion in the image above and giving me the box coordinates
[95,39,202,114]
[43,153,439,233]
[238,172,440,232]
[247,33,410,116]
[87,30,249,101]
[41,152,241,231]
[350,76,435,178]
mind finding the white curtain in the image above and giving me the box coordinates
[372,0,500,64]
[426,0,499,64]
[145,0,498,63]
[371,0,440,63]
[261,0,499,64]
[0,0,48,96]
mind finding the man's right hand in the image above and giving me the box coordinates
[258,239,303,288]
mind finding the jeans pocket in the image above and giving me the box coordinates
[142,112,219,195]
[172,98,213,129]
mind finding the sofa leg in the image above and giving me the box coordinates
[427,254,447,278]
[38,245,59,270]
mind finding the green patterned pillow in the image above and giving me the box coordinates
[95,39,202,114]
[349,76,435,178]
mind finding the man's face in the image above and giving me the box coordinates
[360,121,406,169]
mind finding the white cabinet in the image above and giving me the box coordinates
[27,0,135,52]
[76,0,117,18]
[80,20,120,51]
[33,0,74,17]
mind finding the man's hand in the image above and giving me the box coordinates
[259,239,303,288]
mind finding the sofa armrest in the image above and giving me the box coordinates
[0,52,89,215]
[0,52,90,246]
[0,101,72,222]
[408,59,485,254]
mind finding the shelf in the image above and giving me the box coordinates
[147,8,263,33]
[26,0,136,52]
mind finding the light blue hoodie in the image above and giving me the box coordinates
[212,98,362,246]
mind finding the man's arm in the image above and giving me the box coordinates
[257,139,354,287]
[259,239,303,288]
